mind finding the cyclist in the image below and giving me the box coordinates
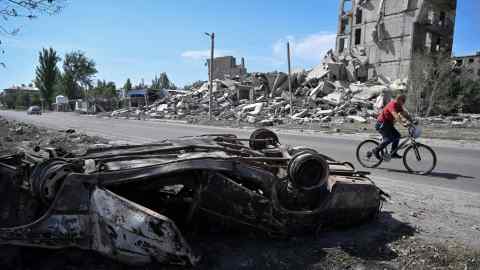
[372,94,412,160]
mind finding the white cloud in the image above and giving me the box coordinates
[181,49,235,60]
[272,32,336,64]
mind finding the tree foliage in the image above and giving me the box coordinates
[408,52,480,116]
[15,91,31,108]
[62,51,97,99]
[31,92,41,106]
[4,91,17,109]
[448,77,480,114]
[34,47,60,107]
[407,52,455,116]
[91,80,117,98]
[0,90,40,109]
[1,0,65,67]
[151,72,177,90]
[60,71,79,99]
[183,80,207,91]
[123,78,132,91]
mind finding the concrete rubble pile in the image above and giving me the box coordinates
[420,114,480,128]
[110,49,409,126]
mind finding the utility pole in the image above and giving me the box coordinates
[205,32,215,121]
[287,42,293,118]
[144,89,148,107]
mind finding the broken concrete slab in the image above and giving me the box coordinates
[241,103,264,116]
[347,115,368,123]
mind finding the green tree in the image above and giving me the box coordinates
[449,77,480,114]
[151,72,177,89]
[31,93,41,106]
[91,80,116,97]
[34,47,60,109]
[15,91,31,109]
[4,92,17,109]
[62,51,97,98]
[184,80,206,91]
[1,1,65,67]
[407,52,454,116]
[123,78,132,91]
[60,71,79,99]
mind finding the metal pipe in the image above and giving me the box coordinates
[206,32,215,121]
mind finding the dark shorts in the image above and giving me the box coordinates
[375,121,400,150]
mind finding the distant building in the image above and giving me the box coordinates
[54,95,69,112]
[453,52,480,81]
[335,0,457,80]
[2,84,39,96]
[1,84,40,109]
[207,56,247,80]
[125,88,174,107]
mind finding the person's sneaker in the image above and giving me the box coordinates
[373,148,382,160]
[391,153,402,159]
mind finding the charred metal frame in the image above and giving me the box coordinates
[0,131,386,266]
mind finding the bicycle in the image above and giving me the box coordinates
[356,124,437,175]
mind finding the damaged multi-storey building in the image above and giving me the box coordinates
[453,52,480,81]
[207,56,247,80]
[336,0,457,81]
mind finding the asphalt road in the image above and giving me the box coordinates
[2,110,479,193]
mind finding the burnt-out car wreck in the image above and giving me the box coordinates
[0,129,387,267]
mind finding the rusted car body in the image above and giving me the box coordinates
[0,129,385,266]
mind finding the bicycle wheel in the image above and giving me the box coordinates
[403,143,437,175]
[356,140,383,168]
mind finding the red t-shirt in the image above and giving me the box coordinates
[378,100,403,123]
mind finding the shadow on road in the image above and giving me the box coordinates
[191,211,415,270]
[378,168,475,180]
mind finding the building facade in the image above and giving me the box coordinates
[207,56,247,80]
[336,0,457,80]
[0,85,40,109]
[453,52,480,81]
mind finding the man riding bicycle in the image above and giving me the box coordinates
[372,94,412,160]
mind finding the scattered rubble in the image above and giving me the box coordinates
[0,115,108,155]
[103,48,480,134]
[108,49,410,126]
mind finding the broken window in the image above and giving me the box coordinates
[355,8,363,24]
[469,58,474,64]
[355,29,362,45]
[425,32,433,52]
[455,59,463,66]
[427,9,435,24]
[339,38,348,53]
[435,37,442,52]
[339,38,345,53]
[340,17,351,34]
[343,0,352,13]
[439,11,446,27]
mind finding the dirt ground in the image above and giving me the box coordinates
[1,115,479,270]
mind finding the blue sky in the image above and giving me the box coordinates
[0,0,479,89]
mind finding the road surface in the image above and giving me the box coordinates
[1,110,479,193]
